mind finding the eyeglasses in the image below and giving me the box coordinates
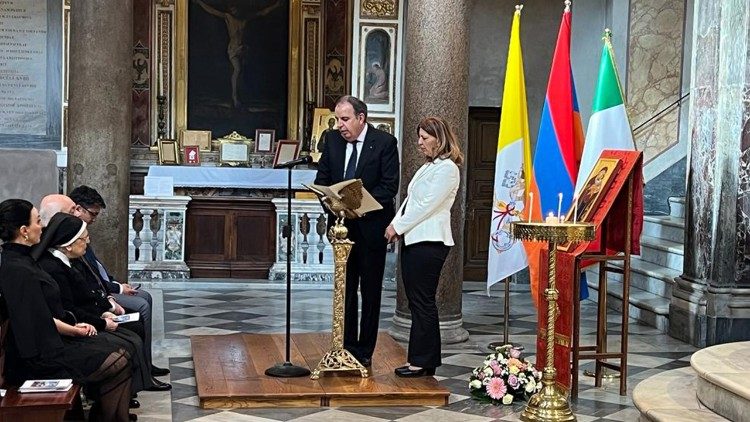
[76,234,90,244]
[80,205,100,218]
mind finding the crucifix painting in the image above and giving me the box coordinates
[188,0,289,138]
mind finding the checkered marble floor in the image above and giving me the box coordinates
[136,281,696,421]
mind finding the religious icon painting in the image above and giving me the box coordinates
[183,145,201,166]
[359,24,397,112]
[558,157,622,252]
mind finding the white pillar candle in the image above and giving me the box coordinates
[527,192,534,223]
[557,192,563,223]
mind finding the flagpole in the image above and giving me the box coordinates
[487,277,521,351]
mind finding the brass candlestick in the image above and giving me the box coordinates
[510,221,595,422]
[310,212,368,379]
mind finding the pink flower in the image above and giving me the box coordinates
[486,377,507,400]
[508,374,519,389]
[510,348,521,359]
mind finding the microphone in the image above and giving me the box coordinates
[273,155,312,169]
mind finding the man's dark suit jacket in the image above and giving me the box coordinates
[314,124,400,247]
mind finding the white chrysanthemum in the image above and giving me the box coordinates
[482,376,491,386]
[483,367,494,377]
[525,379,536,393]
[470,379,482,389]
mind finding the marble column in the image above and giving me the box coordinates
[669,0,750,347]
[389,0,470,344]
[67,1,133,281]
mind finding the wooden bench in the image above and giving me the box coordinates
[0,320,83,422]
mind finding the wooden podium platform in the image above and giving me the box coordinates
[191,332,450,409]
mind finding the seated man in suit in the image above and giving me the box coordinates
[314,95,400,367]
[39,194,77,226]
[68,185,170,379]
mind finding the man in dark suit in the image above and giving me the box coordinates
[314,95,399,366]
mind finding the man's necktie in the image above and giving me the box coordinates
[344,141,358,180]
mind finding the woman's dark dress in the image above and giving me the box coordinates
[0,243,119,385]
[37,250,151,392]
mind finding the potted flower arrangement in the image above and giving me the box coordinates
[468,345,543,405]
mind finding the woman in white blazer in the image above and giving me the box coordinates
[385,117,463,377]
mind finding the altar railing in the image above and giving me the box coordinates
[128,195,191,280]
[269,198,334,283]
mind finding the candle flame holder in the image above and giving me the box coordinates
[511,221,595,422]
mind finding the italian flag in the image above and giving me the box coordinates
[574,31,636,195]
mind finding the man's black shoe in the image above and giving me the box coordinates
[359,357,372,368]
[129,399,140,409]
[151,366,170,377]
[145,379,172,391]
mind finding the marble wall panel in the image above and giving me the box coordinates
[627,0,685,164]
[132,0,151,147]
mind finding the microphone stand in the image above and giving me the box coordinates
[265,163,311,377]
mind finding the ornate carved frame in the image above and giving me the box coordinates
[155,0,304,143]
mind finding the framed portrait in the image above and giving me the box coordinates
[157,139,179,165]
[559,158,622,251]
[255,129,276,153]
[369,117,396,135]
[312,108,337,147]
[219,139,250,166]
[358,24,397,113]
[273,140,300,168]
[180,130,212,151]
[183,145,201,165]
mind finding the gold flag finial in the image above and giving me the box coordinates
[603,28,613,44]
[564,0,571,11]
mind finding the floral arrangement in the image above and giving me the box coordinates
[468,345,543,405]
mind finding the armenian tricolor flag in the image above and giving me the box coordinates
[525,3,585,306]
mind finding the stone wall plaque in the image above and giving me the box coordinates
[0,0,48,135]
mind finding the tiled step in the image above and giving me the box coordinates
[669,196,686,219]
[634,366,729,421]
[638,235,684,272]
[587,258,678,298]
[585,272,669,332]
[642,215,685,244]
[691,341,750,422]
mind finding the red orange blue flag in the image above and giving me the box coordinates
[525,2,585,305]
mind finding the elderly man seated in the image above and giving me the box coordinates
[39,190,171,382]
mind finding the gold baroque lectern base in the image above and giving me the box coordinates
[311,216,368,380]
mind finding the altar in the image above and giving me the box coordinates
[133,165,332,280]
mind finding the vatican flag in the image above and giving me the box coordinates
[487,5,531,294]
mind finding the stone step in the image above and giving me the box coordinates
[691,341,750,422]
[638,235,684,272]
[586,257,678,298]
[634,366,729,421]
[669,196,686,219]
[642,215,685,244]
[585,272,669,332]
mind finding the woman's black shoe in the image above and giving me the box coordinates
[151,365,170,376]
[129,413,138,421]
[393,365,410,374]
[395,366,435,377]
[129,399,140,409]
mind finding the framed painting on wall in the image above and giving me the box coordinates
[358,24,397,113]
[368,117,395,135]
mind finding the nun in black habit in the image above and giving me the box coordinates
[33,212,156,395]
[0,199,132,422]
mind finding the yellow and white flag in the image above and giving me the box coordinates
[487,5,531,293]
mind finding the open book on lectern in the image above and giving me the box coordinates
[303,179,382,219]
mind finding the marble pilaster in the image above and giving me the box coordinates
[389,0,469,344]
[669,0,750,347]
[67,1,133,281]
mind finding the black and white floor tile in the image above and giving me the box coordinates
[133,281,695,421]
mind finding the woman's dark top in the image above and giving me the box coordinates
[0,243,117,385]
[38,251,111,331]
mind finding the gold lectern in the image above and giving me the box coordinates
[304,179,381,380]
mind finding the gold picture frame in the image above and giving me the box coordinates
[180,129,212,151]
[174,0,303,141]
[158,139,180,165]
[312,108,337,153]
[369,116,396,135]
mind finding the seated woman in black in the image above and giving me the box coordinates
[0,199,132,422]
[34,212,164,395]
